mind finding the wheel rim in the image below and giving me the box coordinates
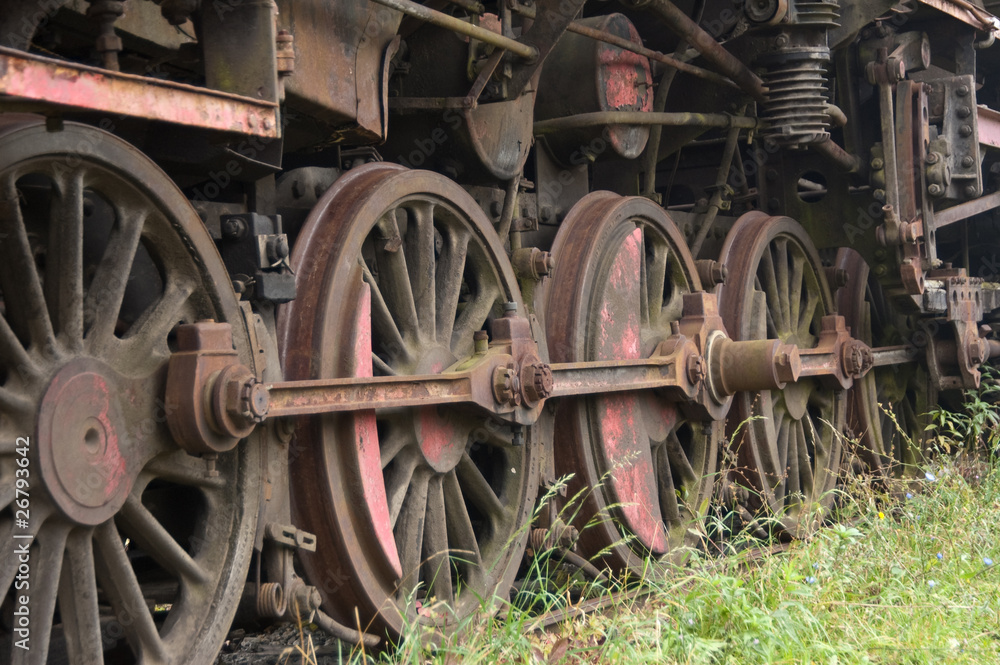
[718,212,845,533]
[0,119,258,664]
[835,249,936,477]
[545,192,719,574]
[279,164,539,637]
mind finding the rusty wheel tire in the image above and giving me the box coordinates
[544,192,720,575]
[835,248,937,477]
[718,212,845,536]
[278,164,540,639]
[0,119,260,664]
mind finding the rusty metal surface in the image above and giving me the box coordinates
[544,192,718,574]
[277,163,540,638]
[0,46,280,137]
[717,212,846,535]
[835,249,937,477]
[0,117,258,663]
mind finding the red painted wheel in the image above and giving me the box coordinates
[835,249,937,476]
[0,119,259,664]
[544,192,720,574]
[718,212,845,535]
[278,164,540,638]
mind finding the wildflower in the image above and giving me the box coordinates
[878,511,885,520]
[753,639,759,645]
[906,492,913,499]
[687,618,694,626]
[812,562,820,570]
[985,557,994,567]
[805,576,817,584]
[936,552,943,560]
[925,472,937,482]
[927,580,937,588]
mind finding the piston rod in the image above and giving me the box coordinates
[367,0,538,60]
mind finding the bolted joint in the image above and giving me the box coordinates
[492,364,522,407]
[773,346,800,384]
[212,365,262,440]
[695,259,728,287]
[511,247,554,281]
[824,267,850,290]
[521,362,553,405]
[968,337,988,366]
[841,340,874,378]
[686,353,706,385]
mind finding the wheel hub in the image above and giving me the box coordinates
[36,357,133,525]
[413,346,469,472]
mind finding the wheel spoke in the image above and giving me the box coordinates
[443,470,483,578]
[115,274,195,359]
[435,226,470,343]
[789,252,805,333]
[786,419,801,502]
[374,213,420,341]
[774,413,790,499]
[0,509,51,601]
[94,520,168,662]
[0,386,32,413]
[644,238,669,327]
[403,201,437,342]
[0,304,36,378]
[47,171,85,351]
[759,245,785,332]
[775,239,792,329]
[797,419,815,496]
[11,522,69,665]
[361,260,412,364]
[118,494,209,586]
[798,289,820,343]
[422,477,454,604]
[83,212,145,345]
[59,529,105,665]
[394,469,430,598]
[451,281,500,360]
[386,448,421,527]
[0,177,57,356]
[380,425,415,470]
[456,452,505,522]
[654,443,681,524]
[664,429,699,490]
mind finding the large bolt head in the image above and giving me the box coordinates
[686,354,706,385]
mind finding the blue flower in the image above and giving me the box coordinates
[805,576,817,584]
[928,580,937,588]
[936,552,943,560]
[925,472,937,482]
[985,557,994,567]
[812,562,820,570]
[906,492,913,499]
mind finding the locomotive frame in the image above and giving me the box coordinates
[2,0,1000,661]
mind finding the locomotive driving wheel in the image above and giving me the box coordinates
[835,249,936,477]
[718,212,845,535]
[544,193,720,574]
[0,119,259,664]
[279,164,539,638]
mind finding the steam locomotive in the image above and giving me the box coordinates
[1,0,999,661]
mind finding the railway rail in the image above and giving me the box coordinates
[3,0,1000,662]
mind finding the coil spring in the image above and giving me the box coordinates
[793,0,839,27]
[759,50,832,145]
[256,582,287,619]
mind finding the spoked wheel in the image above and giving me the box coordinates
[835,249,936,477]
[278,164,539,638]
[718,212,845,535]
[544,192,720,575]
[0,119,259,664]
